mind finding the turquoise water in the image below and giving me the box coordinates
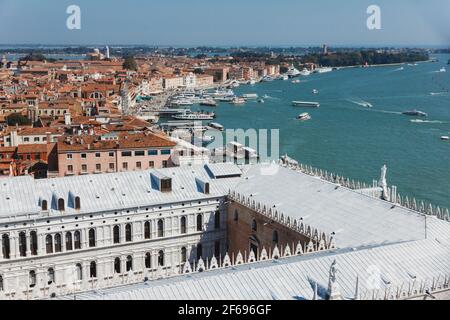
[195,54,450,209]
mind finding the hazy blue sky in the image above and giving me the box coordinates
[0,0,449,46]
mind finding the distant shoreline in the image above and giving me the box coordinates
[335,59,435,70]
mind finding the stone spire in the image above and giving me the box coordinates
[379,165,390,201]
[327,260,342,300]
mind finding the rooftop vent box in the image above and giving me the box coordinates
[151,171,172,193]
[205,163,242,179]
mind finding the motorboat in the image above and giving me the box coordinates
[209,122,224,131]
[402,110,428,117]
[312,89,319,94]
[258,99,265,104]
[281,75,289,81]
[231,97,246,105]
[216,96,236,102]
[300,68,311,76]
[291,79,301,84]
[439,67,446,73]
[316,67,333,74]
[242,93,258,99]
[297,113,311,121]
[286,65,301,78]
[441,136,449,141]
[292,101,320,108]
[261,75,275,82]
[199,99,218,107]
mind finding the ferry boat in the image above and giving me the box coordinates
[292,101,320,108]
[402,110,428,117]
[212,89,235,98]
[231,97,246,105]
[209,122,224,131]
[297,113,311,121]
[173,112,215,121]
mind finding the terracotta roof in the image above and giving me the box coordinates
[17,144,47,154]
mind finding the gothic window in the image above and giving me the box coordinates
[125,224,132,242]
[113,225,120,244]
[46,234,53,254]
[65,232,73,251]
[181,247,187,263]
[233,209,239,221]
[214,241,221,258]
[74,231,81,250]
[75,263,82,281]
[180,216,187,234]
[58,198,65,211]
[54,233,62,253]
[158,251,164,267]
[114,257,121,274]
[273,231,279,244]
[251,219,257,232]
[88,229,96,248]
[30,231,38,256]
[196,214,203,232]
[126,256,133,272]
[197,244,203,259]
[19,232,27,257]
[144,221,151,239]
[29,270,37,288]
[157,219,164,238]
[2,234,10,259]
[145,253,151,269]
[214,211,220,229]
[90,261,97,278]
[0,275,3,291]
[47,268,55,284]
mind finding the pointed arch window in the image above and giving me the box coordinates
[233,209,239,222]
[273,230,279,244]
[88,229,96,248]
[125,224,132,242]
[29,270,37,288]
[46,234,53,254]
[158,250,164,267]
[114,257,121,274]
[251,219,257,232]
[75,263,82,281]
[197,244,203,259]
[126,256,133,272]
[113,225,120,244]
[180,216,187,234]
[157,219,164,238]
[144,221,151,239]
[74,231,81,250]
[214,211,220,229]
[42,200,48,211]
[2,234,10,259]
[54,233,62,253]
[65,232,73,251]
[74,197,81,210]
[0,275,3,292]
[47,268,55,284]
[19,232,27,257]
[145,253,151,269]
[181,247,187,263]
[90,261,97,278]
[30,231,38,256]
[58,198,65,211]
[196,214,203,232]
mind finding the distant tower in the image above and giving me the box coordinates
[323,44,328,55]
[105,46,110,59]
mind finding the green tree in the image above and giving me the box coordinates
[122,55,138,71]
[7,113,31,126]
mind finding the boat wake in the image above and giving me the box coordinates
[410,119,447,124]
[348,99,373,108]
[430,92,449,96]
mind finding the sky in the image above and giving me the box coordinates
[0,0,449,47]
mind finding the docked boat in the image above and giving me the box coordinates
[200,99,218,107]
[297,113,311,121]
[292,101,320,108]
[209,122,224,131]
[286,65,301,78]
[216,96,236,102]
[173,111,215,121]
[242,93,259,99]
[300,68,311,76]
[402,110,428,117]
[212,89,235,99]
[231,97,246,105]
[441,136,449,141]
[281,75,289,81]
[261,76,275,82]
[316,67,333,74]
[170,99,194,107]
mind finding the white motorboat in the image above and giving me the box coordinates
[173,111,215,121]
[300,68,311,76]
[316,67,333,73]
[286,65,301,78]
[297,113,311,121]
[281,75,289,81]
[291,79,301,84]
[312,89,319,94]
[199,99,218,107]
[231,97,246,105]
[292,101,320,108]
[439,67,446,73]
[258,99,265,104]
[209,122,224,131]
[242,93,259,99]
[441,136,449,141]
